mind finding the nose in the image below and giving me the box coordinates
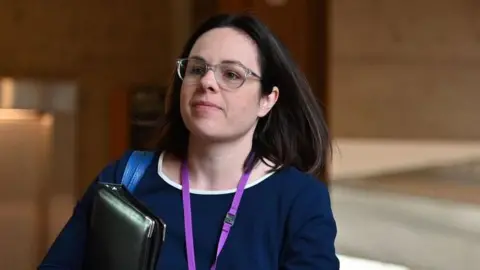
[199,69,219,92]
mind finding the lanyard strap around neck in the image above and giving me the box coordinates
[181,159,253,270]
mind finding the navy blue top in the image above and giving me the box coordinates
[39,151,339,270]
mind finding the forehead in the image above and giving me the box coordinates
[189,27,260,71]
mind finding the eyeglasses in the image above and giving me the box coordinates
[176,58,261,89]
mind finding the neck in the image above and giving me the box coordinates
[185,135,253,190]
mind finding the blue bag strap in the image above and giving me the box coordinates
[121,151,155,193]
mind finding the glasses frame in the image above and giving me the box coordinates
[176,58,261,89]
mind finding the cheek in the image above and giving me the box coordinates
[179,86,195,124]
[179,85,193,109]
[225,91,261,119]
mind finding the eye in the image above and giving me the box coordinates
[187,64,206,75]
[223,70,241,81]
[220,63,245,82]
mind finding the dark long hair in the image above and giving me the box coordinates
[155,13,331,180]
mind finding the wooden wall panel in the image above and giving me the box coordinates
[251,0,328,105]
[109,89,130,161]
[331,0,480,139]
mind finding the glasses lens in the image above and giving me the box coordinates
[177,59,206,81]
[216,63,247,89]
[176,59,248,89]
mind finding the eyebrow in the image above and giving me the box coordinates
[188,55,261,77]
[189,55,244,66]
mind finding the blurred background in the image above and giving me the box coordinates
[0,0,479,269]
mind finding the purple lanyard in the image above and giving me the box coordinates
[181,160,252,270]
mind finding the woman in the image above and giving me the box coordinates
[39,13,339,270]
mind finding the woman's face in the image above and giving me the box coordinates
[179,27,278,142]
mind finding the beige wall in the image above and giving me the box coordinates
[0,110,78,269]
[0,117,51,269]
[330,0,480,139]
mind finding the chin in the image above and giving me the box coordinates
[185,120,229,142]
[181,113,253,143]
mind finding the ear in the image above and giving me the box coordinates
[258,86,279,117]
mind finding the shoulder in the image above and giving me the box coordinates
[96,150,159,184]
[271,167,335,231]
[94,150,133,184]
[273,167,331,206]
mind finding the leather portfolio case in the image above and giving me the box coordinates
[84,183,166,270]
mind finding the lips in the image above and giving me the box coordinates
[191,100,222,110]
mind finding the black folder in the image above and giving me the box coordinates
[84,183,166,270]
